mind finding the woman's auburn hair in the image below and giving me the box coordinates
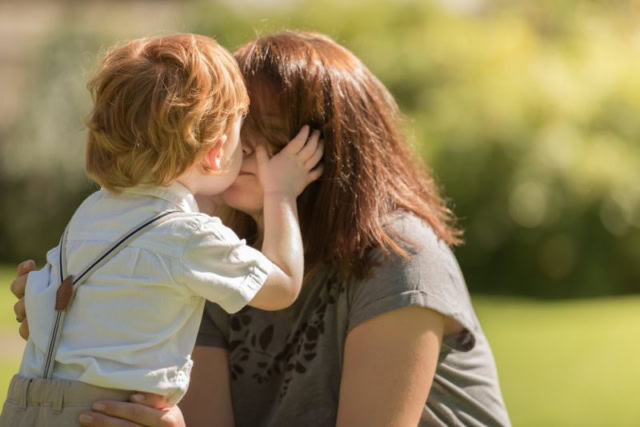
[226,31,462,281]
[85,34,248,192]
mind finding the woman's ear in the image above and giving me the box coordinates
[204,135,228,171]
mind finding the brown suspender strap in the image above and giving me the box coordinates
[42,209,181,379]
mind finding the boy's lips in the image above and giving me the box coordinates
[238,171,254,176]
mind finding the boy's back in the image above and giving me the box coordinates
[20,183,271,403]
[0,33,259,426]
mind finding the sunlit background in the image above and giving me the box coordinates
[1,1,639,425]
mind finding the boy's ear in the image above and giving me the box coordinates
[204,135,227,171]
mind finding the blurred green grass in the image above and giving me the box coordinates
[0,265,638,425]
[0,264,24,409]
[474,295,640,426]
[0,265,18,333]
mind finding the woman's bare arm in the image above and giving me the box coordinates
[336,306,445,427]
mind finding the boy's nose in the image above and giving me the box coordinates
[242,143,253,156]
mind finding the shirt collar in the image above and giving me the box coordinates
[120,182,200,213]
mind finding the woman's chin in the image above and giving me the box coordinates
[221,189,263,217]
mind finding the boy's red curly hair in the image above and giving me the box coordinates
[85,34,248,192]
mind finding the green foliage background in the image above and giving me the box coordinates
[1,0,639,298]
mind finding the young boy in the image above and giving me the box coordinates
[0,34,323,425]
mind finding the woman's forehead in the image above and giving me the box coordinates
[242,112,289,148]
[244,112,285,132]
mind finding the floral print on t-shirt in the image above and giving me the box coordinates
[227,271,345,399]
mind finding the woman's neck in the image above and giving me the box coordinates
[254,213,265,238]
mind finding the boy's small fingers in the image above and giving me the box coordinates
[304,147,323,170]
[306,129,320,145]
[286,125,310,153]
[313,139,324,158]
[312,139,324,158]
[308,165,324,182]
[298,131,320,160]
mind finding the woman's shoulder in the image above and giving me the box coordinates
[382,211,445,253]
[348,212,477,348]
[375,212,459,276]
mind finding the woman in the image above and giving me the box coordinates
[11,32,510,426]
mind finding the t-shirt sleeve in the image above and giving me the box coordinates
[347,215,477,352]
[178,217,273,314]
[195,301,229,348]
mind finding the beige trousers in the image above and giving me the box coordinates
[0,375,132,427]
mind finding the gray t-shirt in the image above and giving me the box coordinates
[197,214,511,426]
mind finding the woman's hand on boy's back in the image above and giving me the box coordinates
[256,125,324,198]
[11,259,35,340]
[79,393,185,427]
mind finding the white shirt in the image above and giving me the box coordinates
[20,182,272,403]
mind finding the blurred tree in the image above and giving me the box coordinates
[2,0,639,298]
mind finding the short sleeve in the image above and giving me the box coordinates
[195,301,229,348]
[179,217,273,314]
[347,215,477,352]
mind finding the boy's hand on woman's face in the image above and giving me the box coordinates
[256,125,324,198]
[11,260,35,340]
